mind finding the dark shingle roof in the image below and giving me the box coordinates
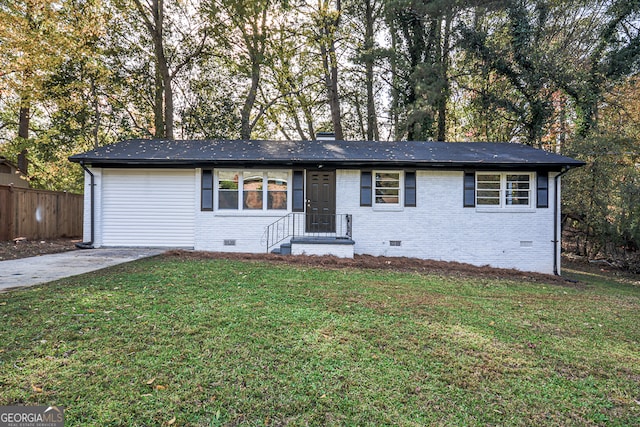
[69,139,585,170]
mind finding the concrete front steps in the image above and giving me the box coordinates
[271,237,355,258]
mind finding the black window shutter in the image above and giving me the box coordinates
[537,172,549,208]
[201,169,213,211]
[405,171,416,207]
[292,170,304,212]
[360,171,372,206]
[464,172,475,207]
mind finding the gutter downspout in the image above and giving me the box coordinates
[553,167,572,275]
[76,161,94,249]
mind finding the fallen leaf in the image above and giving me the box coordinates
[155,385,167,390]
[167,416,176,425]
[31,385,43,393]
[146,377,156,385]
[87,309,96,313]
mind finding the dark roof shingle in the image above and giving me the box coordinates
[69,139,585,169]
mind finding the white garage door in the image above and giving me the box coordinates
[102,169,195,247]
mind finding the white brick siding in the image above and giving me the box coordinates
[291,242,354,258]
[83,167,560,274]
[337,170,558,274]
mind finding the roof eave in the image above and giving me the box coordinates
[69,156,584,171]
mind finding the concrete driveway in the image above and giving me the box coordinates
[0,248,166,292]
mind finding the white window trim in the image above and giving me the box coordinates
[372,170,404,211]
[213,169,291,214]
[476,172,535,211]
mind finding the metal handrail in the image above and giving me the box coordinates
[265,213,352,253]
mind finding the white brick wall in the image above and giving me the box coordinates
[85,167,560,273]
[337,169,558,274]
[291,242,354,258]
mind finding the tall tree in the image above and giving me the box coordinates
[459,1,556,146]
[553,0,640,137]
[128,0,208,139]
[344,0,386,140]
[313,0,344,139]
[0,0,72,141]
[205,0,291,140]
[385,0,458,141]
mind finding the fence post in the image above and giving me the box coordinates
[8,185,15,240]
[0,186,12,240]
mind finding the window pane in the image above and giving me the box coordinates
[478,182,501,190]
[477,190,500,198]
[268,171,287,210]
[374,172,400,204]
[506,174,531,206]
[376,172,400,187]
[218,171,239,209]
[376,188,399,204]
[477,174,501,206]
[478,174,500,181]
[507,174,530,182]
[243,172,263,209]
[477,197,500,205]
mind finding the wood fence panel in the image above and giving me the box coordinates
[0,186,11,241]
[0,185,83,241]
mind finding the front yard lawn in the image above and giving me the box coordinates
[1,255,639,426]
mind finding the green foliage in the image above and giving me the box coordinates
[564,134,640,262]
[385,0,454,140]
[0,0,640,263]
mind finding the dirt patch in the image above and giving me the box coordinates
[0,240,593,287]
[162,250,573,286]
[0,238,79,261]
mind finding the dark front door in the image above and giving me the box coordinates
[306,170,336,233]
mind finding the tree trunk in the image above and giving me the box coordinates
[91,80,101,149]
[18,105,29,139]
[151,0,173,139]
[154,63,164,138]
[390,18,400,140]
[436,12,452,142]
[163,70,174,139]
[133,0,173,139]
[18,69,31,139]
[364,0,378,141]
[241,61,261,140]
[320,0,343,140]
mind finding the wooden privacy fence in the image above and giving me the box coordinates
[0,185,83,241]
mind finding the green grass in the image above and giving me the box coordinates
[1,257,639,426]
